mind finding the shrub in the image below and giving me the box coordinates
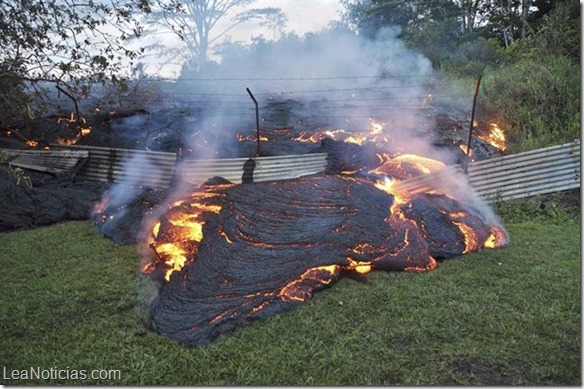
[493,190,580,224]
[476,0,580,153]
[446,37,505,77]
[7,167,33,189]
[480,54,580,153]
[0,65,33,129]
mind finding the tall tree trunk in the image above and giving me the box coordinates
[521,0,532,38]
[198,39,208,72]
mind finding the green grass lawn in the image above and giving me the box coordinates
[0,215,580,385]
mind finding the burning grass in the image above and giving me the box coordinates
[0,215,579,385]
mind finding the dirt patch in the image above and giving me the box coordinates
[448,356,522,385]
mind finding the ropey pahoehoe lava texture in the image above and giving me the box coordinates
[145,175,506,347]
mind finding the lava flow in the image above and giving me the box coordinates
[370,154,446,180]
[292,118,390,147]
[95,117,511,347]
[144,167,507,346]
[143,185,228,281]
[56,112,92,145]
[477,122,507,152]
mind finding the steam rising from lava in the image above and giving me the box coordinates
[90,25,510,347]
[171,26,435,140]
[144,174,506,347]
[93,154,157,237]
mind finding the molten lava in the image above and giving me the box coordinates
[477,123,507,152]
[370,154,445,180]
[459,144,473,158]
[145,173,508,347]
[291,118,389,148]
[56,112,92,145]
[146,186,227,281]
[237,134,268,142]
[291,130,326,143]
[125,112,513,348]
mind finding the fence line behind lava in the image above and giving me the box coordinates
[48,144,329,187]
[3,140,580,202]
[390,140,580,202]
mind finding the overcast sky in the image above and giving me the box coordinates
[242,0,343,37]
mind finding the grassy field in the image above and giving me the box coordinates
[0,207,580,385]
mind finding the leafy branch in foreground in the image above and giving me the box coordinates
[0,0,151,84]
[0,0,152,128]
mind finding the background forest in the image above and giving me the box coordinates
[0,0,580,152]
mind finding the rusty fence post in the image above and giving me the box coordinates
[464,74,482,174]
[246,88,261,157]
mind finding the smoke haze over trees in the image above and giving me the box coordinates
[142,0,287,74]
[338,0,575,71]
[0,0,579,153]
[338,0,580,152]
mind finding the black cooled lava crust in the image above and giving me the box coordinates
[149,175,498,346]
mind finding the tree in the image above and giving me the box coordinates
[338,0,562,71]
[0,0,150,127]
[251,7,288,41]
[481,0,563,47]
[146,0,286,74]
[457,0,487,34]
[339,0,470,66]
[338,0,374,34]
[338,0,418,37]
[0,0,149,84]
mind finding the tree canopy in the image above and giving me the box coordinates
[0,0,150,84]
[0,0,151,128]
[143,0,287,74]
[339,0,576,71]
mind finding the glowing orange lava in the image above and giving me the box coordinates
[56,112,92,145]
[147,187,226,281]
[278,265,339,302]
[346,257,372,274]
[477,123,507,152]
[370,154,445,180]
[484,225,509,249]
[237,134,269,142]
[459,144,473,157]
[144,129,507,287]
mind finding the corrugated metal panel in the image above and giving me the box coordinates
[1,149,89,158]
[51,144,328,188]
[468,141,580,201]
[46,146,175,188]
[10,140,581,202]
[0,148,89,175]
[391,165,464,194]
[392,141,580,202]
[180,153,328,184]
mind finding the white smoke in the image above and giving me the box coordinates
[99,23,505,248]
[94,153,157,235]
[157,26,435,150]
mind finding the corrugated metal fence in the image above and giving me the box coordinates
[50,144,329,187]
[393,140,580,202]
[467,140,580,201]
[3,148,88,175]
[2,140,580,202]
